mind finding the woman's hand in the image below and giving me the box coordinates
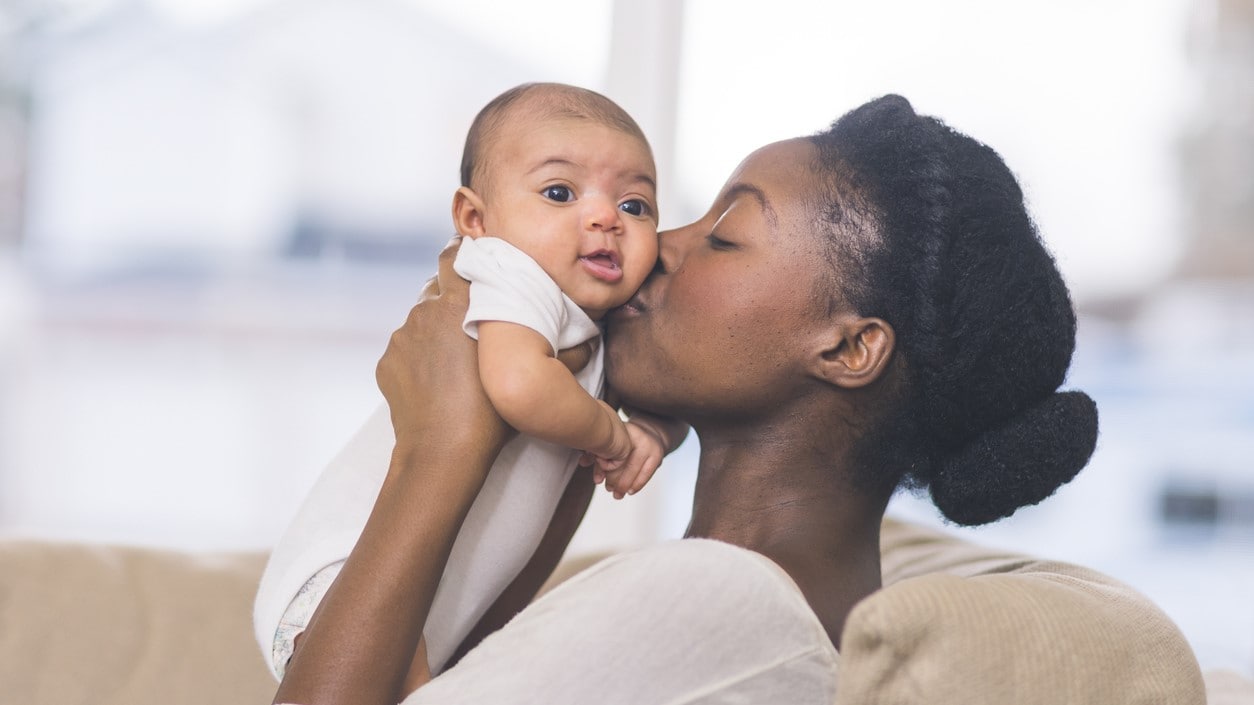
[376,236,511,467]
[377,234,595,463]
[275,236,512,705]
[277,236,602,705]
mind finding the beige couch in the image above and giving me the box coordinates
[1,519,1246,705]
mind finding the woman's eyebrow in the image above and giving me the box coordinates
[722,182,777,227]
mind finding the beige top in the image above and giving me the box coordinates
[402,538,840,705]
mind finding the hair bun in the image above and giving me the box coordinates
[929,391,1099,526]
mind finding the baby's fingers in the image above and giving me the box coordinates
[628,456,663,496]
[602,462,645,500]
[596,455,625,472]
[609,463,647,499]
[579,451,607,485]
[596,465,628,500]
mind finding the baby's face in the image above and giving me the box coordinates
[473,117,659,319]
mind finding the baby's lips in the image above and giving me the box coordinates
[578,249,626,283]
[580,248,621,268]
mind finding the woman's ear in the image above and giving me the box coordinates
[452,186,488,238]
[809,317,895,389]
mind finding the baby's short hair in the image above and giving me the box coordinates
[459,83,651,191]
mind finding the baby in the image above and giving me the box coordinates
[254,83,687,684]
[451,82,683,487]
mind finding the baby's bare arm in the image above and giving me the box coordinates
[594,411,690,499]
[477,321,630,459]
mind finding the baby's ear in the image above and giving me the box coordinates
[451,187,488,237]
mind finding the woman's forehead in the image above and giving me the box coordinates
[719,139,823,220]
[726,139,815,189]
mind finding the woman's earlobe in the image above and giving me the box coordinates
[813,317,895,389]
[452,186,488,237]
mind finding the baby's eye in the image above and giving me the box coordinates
[619,199,651,217]
[542,185,573,202]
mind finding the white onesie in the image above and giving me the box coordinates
[253,236,604,677]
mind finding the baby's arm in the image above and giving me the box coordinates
[476,320,631,461]
[596,411,689,499]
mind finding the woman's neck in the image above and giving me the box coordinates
[685,424,888,649]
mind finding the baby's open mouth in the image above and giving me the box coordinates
[580,250,623,282]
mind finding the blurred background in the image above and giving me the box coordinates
[0,0,1250,679]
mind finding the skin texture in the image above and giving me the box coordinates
[452,107,684,480]
[274,251,506,705]
[274,245,602,704]
[606,139,895,646]
[453,117,660,318]
[274,139,900,705]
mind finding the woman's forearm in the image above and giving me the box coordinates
[274,236,509,705]
[273,441,496,705]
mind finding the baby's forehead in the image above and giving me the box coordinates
[494,103,647,152]
[482,109,653,175]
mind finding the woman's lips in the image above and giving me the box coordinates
[610,293,645,319]
[579,251,623,283]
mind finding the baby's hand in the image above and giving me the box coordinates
[589,400,633,466]
[594,421,666,500]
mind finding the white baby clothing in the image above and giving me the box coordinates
[254,236,604,676]
[454,236,601,352]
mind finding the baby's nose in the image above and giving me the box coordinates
[585,197,623,232]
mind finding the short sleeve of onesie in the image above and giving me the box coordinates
[452,236,601,354]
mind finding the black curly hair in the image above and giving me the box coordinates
[809,94,1099,526]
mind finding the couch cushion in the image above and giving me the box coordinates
[834,519,1208,704]
[0,540,275,705]
[1205,669,1254,705]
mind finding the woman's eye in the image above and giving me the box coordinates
[619,199,651,217]
[542,185,573,202]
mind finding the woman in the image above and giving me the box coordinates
[273,94,1098,705]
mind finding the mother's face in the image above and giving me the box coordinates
[605,138,840,420]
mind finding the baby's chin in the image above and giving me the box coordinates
[574,292,640,322]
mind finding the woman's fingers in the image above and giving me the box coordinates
[418,274,439,302]
[434,235,469,302]
[376,235,510,457]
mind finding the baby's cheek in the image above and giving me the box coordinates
[625,255,657,291]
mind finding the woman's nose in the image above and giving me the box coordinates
[657,223,697,273]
